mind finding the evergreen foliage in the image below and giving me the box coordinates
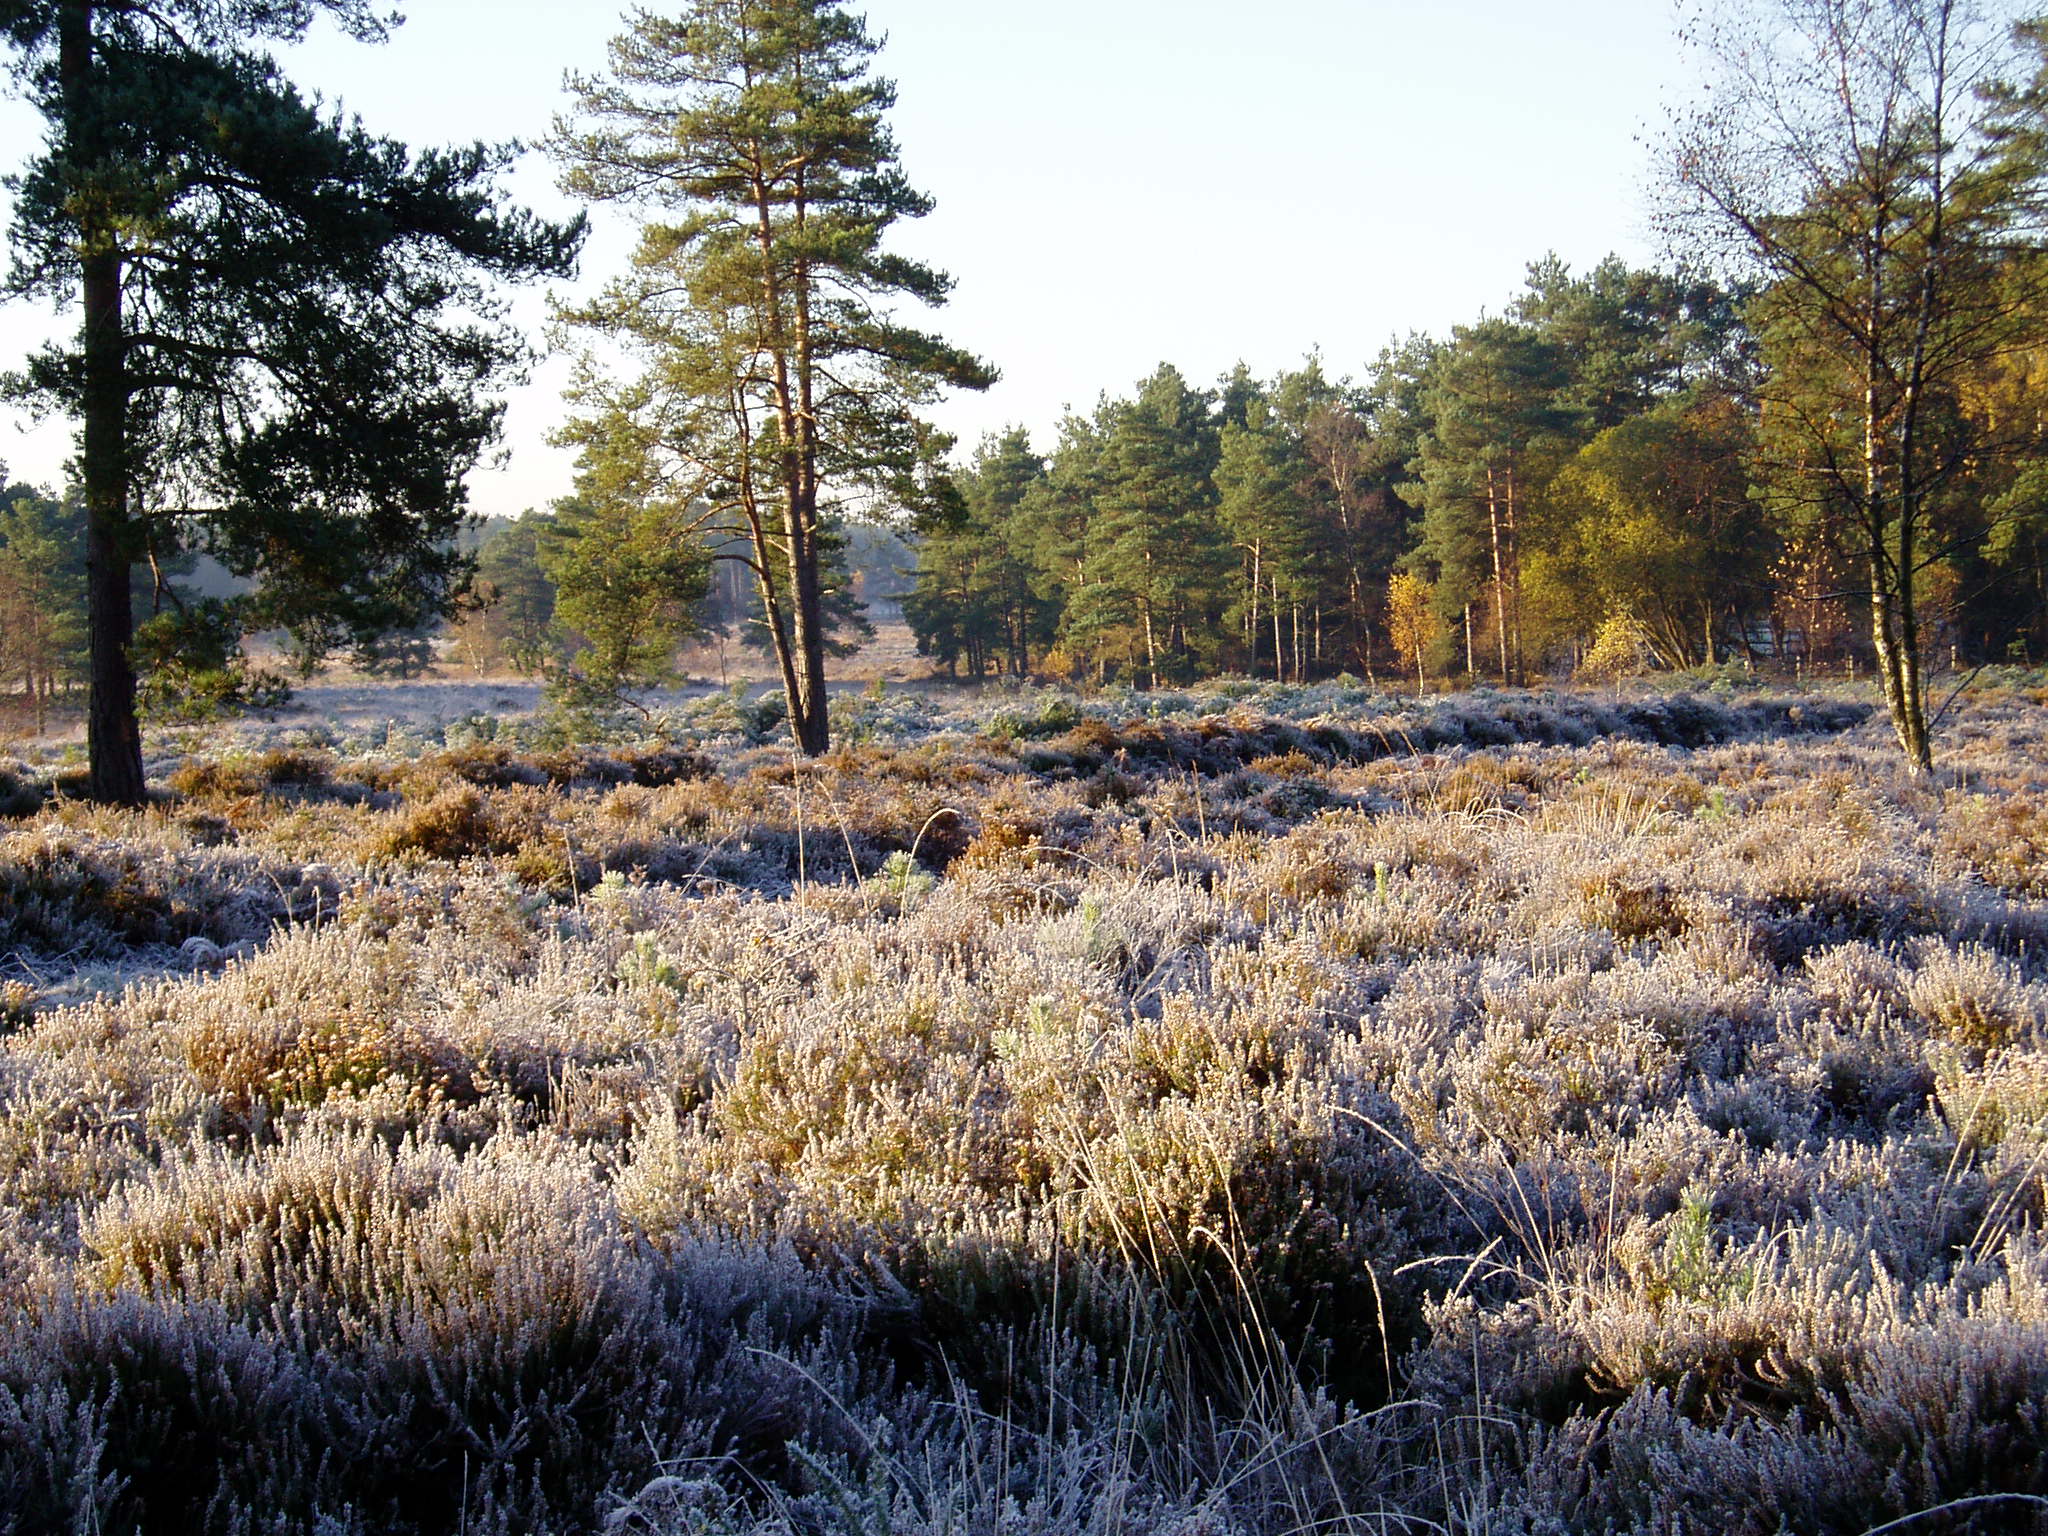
[550,0,993,755]
[902,266,1774,693]
[0,1,2046,778]
[1218,394,1315,682]
[895,213,2046,717]
[131,596,287,722]
[429,495,716,696]
[464,513,560,678]
[0,0,582,801]
[542,477,711,705]
[902,428,1051,678]
[0,476,85,729]
[1090,364,1230,687]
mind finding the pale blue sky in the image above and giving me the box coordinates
[0,0,1685,518]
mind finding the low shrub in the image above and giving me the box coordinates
[0,681,2037,1533]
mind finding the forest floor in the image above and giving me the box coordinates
[0,674,2045,1533]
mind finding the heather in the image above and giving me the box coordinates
[1,680,2046,1533]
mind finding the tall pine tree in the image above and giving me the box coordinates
[1409,319,1571,683]
[552,0,993,755]
[1091,365,1227,687]
[0,0,582,802]
[1217,392,1315,680]
[904,428,1050,677]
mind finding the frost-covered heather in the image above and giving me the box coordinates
[2,681,2047,1533]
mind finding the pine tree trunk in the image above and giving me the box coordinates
[1504,462,1523,684]
[787,530,830,753]
[65,2,146,806]
[768,551,816,748]
[1246,541,1261,671]
[788,315,830,750]
[745,513,808,744]
[1486,463,1508,682]
[1271,575,1284,683]
[751,125,829,757]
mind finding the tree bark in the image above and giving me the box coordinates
[64,1,146,805]
[1349,566,1370,679]
[1504,460,1523,684]
[751,550,805,724]
[1271,574,1284,683]
[1870,555,1932,773]
[783,500,830,753]
[1246,539,1261,669]
[750,123,829,757]
[788,214,831,753]
[1485,463,1508,682]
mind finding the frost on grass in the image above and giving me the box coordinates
[1,682,2046,1533]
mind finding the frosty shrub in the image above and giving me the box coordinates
[0,684,2043,1532]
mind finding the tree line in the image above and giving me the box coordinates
[0,473,85,731]
[6,0,2048,791]
[448,508,910,698]
[904,0,2048,781]
[902,260,1765,691]
[905,236,2046,698]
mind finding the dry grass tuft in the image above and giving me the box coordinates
[0,681,2045,1532]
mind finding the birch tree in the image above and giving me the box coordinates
[1667,0,2048,771]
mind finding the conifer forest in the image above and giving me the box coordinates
[3,2,2048,1533]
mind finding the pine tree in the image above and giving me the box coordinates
[904,429,1049,677]
[0,0,582,802]
[1274,358,1416,679]
[1408,318,1571,683]
[1029,408,1120,681]
[1512,255,1740,431]
[542,445,712,705]
[467,512,560,677]
[1091,365,1227,687]
[0,480,86,730]
[1217,393,1315,680]
[552,0,993,755]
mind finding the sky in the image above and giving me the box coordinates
[0,0,1689,520]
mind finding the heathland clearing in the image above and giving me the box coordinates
[1,678,2045,1532]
